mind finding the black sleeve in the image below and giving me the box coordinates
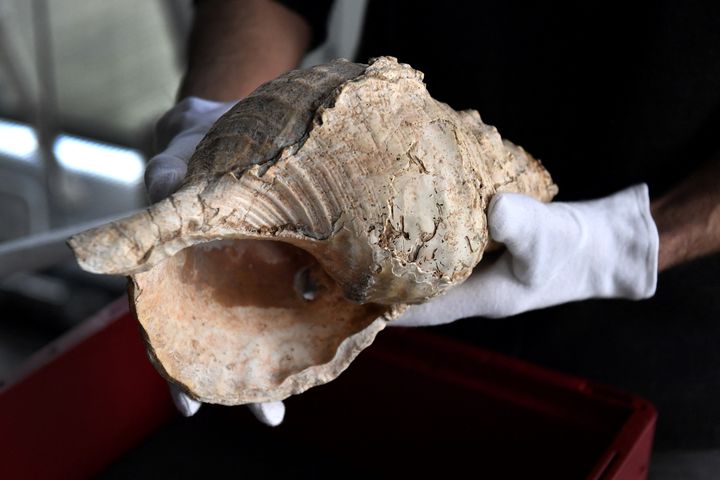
[273,0,334,49]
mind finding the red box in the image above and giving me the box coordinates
[0,299,655,479]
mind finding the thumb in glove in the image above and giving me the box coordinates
[145,97,236,203]
[169,384,285,427]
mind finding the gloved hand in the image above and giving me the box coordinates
[393,184,659,326]
[145,97,236,203]
[146,96,285,426]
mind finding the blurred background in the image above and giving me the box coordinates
[0,0,366,382]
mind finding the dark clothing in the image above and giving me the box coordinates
[280,0,720,201]
[277,0,720,450]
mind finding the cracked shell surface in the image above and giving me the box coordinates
[68,57,557,405]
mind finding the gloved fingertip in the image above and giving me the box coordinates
[487,193,539,244]
[249,401,285,427]
[145,156,188,202]
[169,384,202,417]
[147,178,179,204]
[487,193,517,241]
[178,395,202,417]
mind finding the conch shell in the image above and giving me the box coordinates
[68,57,557,405]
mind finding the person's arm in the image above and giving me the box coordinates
[652,157,720,271]
[179,0,312,101]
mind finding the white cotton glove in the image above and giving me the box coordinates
[393,184,659,326]
[147,97,285,427]
[168,384,286,426]
[145,97,236,203]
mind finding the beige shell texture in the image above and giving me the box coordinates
[68,57,557,405]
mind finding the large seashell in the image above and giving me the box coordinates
[68,57,557,405]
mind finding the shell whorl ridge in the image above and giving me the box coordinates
[68,57,557,405]
[71,56,556,304]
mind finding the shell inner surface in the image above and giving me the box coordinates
[132,239,389,404]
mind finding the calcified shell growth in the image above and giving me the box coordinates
[69,57,557,405]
